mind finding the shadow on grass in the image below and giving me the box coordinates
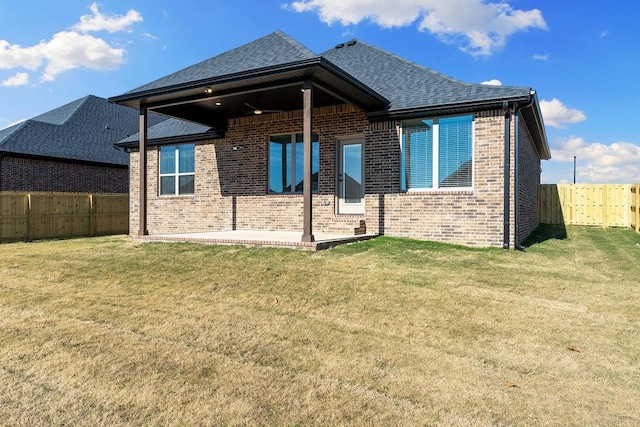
[523,224,568,247]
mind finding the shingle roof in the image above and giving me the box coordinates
[320,40,531,112]
[124,30,319,95]
[0,95,168,166]
[118,118,215,145]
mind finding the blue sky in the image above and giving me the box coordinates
[1,0,638,183]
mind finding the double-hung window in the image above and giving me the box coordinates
[159,144,195,195]
[268,133,319,194]
[400,115,473,190]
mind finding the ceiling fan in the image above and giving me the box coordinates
[244,93,283,115]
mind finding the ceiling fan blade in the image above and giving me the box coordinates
[244,102,258,110]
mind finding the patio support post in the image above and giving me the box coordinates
[301,79,315,242]
[139,106,148,236]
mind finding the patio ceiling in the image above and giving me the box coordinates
[110,58,390,132]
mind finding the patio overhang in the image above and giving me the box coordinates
[109,57,388,243]
[109,58,389,132]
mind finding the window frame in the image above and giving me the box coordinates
[268,132,319,194]
[158,143,195,196]
[400,114,474,191]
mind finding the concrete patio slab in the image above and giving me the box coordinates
[134,230,377,250]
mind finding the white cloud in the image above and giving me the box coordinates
[0,4,140,83]
[539,98,586,128]
[1,71,29,86]
[532,53,548,60]
[0,40,42,70]
[551,136,640,183]
[39,31,125,81]
[288,0,547,56]
[73,2,143,33]
[481,79,502,85]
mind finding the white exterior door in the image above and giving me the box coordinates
[337,139,365,214]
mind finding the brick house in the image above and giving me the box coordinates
[0,95,167,193]
[111,31,550,248]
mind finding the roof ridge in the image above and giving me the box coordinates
[324,38,528,91]
[273,30,318,57]
[32,95,94,126]
[332,39,469,86]
[0,120,30,149]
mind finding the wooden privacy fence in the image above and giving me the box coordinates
[540,184,638,230]
[0,192,128,242]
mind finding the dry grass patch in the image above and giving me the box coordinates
[0,226,639,425]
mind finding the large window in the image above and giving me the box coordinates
[159,144,195,195]
[269,133,319,194]
[400,115,473,190]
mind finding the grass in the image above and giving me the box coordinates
[0,225,639,425]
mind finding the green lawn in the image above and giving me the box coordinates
[0,226,639,425]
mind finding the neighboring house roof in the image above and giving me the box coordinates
[111,31,549,159]
[0,95,168,166]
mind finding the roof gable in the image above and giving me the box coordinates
[321,40,531,112]
[124,30,319,95]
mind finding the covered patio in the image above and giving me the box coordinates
[110,32,388,246]
[134,229,377,251]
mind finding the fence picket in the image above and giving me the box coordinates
[540,184,636,229]
[0,192,128,242]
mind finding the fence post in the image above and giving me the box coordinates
[26,193,32,242]
[635,184,640,233]
[89,194,95,237]
[602,185,608,228]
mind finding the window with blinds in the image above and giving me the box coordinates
[400,115,473,190]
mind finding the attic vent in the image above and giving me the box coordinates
[346,40,357,46]
[335,43,345,49]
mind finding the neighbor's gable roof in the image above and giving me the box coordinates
[123,30,319,96]
[0,95,168,166]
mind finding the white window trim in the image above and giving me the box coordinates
[400,116,475,192]
[159,144,195,196]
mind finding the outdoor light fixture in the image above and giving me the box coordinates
[204,87,213,94]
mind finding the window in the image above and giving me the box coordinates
[269,133,319,194]
[159,144,195,195]
[400,115,473,190]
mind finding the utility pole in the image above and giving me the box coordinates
[573,156,577,184]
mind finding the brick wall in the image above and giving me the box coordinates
[516,115,542,244]
[129,104,541,247]
[0,155,128,193]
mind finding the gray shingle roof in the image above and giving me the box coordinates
[320,40,531,112]
[124,30,319,95]
[0,95,168,166]
[118,118,215,144]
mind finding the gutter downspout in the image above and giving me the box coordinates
[503,101,511,250]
